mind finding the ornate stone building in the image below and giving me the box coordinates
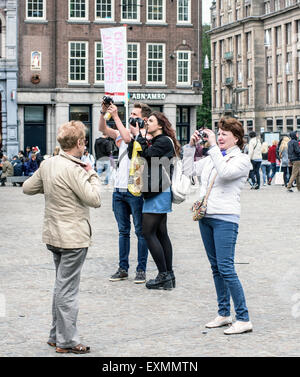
[210,0,300,137]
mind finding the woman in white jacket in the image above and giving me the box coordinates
[183,117,253,335]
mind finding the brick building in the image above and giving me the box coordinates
[209,0,300,138]
[17,0,202,155]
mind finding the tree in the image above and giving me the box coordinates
[197,24,212,129]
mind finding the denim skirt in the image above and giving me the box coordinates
[142,188,172,214]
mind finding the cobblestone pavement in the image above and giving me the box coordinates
[0,182,299,357]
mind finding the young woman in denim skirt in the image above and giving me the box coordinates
[183,117,253,335]
[130,112,180,290]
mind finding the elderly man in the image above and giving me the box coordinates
[23,120,101,354]
[0,155,14,186]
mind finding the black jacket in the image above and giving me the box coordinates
[94,137,112,160]
[130,134,175,199]
[288,132,300,162]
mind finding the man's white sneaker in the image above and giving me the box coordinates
[205,315,232,328]
[224,321,253,335]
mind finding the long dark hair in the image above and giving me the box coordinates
[150,111,181,156]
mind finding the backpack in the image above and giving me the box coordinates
[166,137,192,204]
[94,137,112,160]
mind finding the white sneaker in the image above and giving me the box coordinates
[205,315,232,328]
[224,321,253,335]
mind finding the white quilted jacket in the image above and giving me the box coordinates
[183,145,252,215]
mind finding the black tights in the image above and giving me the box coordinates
[142,213,173,273]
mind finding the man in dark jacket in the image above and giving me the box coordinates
[94,134,112,185]
[287,131,300,192]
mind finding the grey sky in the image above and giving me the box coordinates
[203,0,213,25]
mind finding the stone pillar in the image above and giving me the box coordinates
[163,103,177,131]
[92,103,102,153]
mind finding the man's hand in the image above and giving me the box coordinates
[107,104,118,120]
[83,163,92,172]
[130,124,139,137]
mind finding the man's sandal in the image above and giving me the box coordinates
[47,341,56,347]
[56,344,90,354]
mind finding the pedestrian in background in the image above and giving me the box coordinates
[268,140,278,184]
[81,147,95,169]
[279,136,290,187]
[260,142,271,186]
[23,120,101,354]
[182,117,253,335]
[248,131,262,190]
[286,131,300,192]
[0,155,13,186]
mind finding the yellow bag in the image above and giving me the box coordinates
[128,141,144,196]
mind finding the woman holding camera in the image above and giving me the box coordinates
[183,117,253,335]
[130,112,180,290]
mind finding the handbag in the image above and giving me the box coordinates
[192,172,217,221]
[166,137,192,204]
[274,161,284,185]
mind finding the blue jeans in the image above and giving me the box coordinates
[261,164,271,184]
[249,160,261,187]
[97,160,111,185]
[199,217,250,322]
[113,189,148,272]
[269,163,276,181]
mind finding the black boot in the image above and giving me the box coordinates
[167,270,176,288]
[146,272,173,290]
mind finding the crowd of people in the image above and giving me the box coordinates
[3,102,299,353]
[0,146,44,186]
[243,131,300,192]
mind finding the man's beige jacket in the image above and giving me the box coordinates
[23,150,101,249]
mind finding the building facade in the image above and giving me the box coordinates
[0,0,18,158]
[210,0,300,137]
[17,0,202,155]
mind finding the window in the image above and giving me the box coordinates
[177,0,191,24]
[276,54,282,75]
[264,1,270,14]
[237,61,243,82]
[95,42,104,83]
[267,56,272,77]
[298,80,300,101]
[95,0,114,21]
[286,52,292,74]
[69,42,88,83]
[287,81,293,103]
[121,0,139,21]
[267,84,272,105]
[228,11,233,23]
[276,26,282,48]
[276,119,283,133]
[266,119,273,132]
[26,0,46,19]
[277,82,282,104]
[274,0,280,11]
[246,32,251,53]
[177,51,191,85]
[286,23,292,45]
[245,4,251,17]
[287,118,294,132]
[265,29,272,47]
[147,44,165,84]
[70,105,92,151]
[236,35,241,56]
[69,0,88,20]
[285,0,293,6]
[127,43,140,83]
[247,59,252,79]
[147,0,165,23]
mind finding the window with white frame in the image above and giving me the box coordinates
[69,0,88,20]
[121,0,139,21]
[177,0,191,24]
[285,0,293,6]
[95,0,114,21]
[128,43,140,83]
[274,0,280,11]
[277,83,282,104]
[147,43,165,84]
[287,80,293,102]
[177,51,191,85]
[147,0,165,22]
[95,42,104,83]
[69,42,88,83]
[26,0,46,19]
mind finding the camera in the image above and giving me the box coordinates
[102,96,114,106]
[128,117,145,129]
[197,129,208,143]
[102,96,114,120]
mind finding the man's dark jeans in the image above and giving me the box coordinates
[112,189,148,272]
[249,160,262,187]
